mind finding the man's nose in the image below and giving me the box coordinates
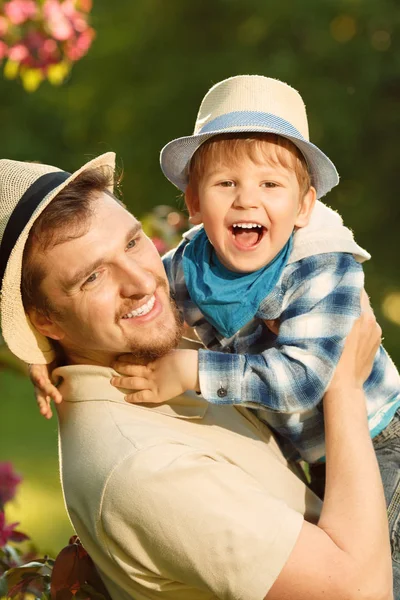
[119,260,156,298]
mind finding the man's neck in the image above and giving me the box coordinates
[63,347,118,368]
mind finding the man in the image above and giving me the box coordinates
[0,153,393,599]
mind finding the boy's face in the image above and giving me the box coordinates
[186,142,316,273]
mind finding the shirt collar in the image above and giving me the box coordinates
[52,364,208,420]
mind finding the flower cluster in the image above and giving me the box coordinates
[0,461,22,510]
[0,461,110,599]
[0,462,30,578]
[0,0,95,91]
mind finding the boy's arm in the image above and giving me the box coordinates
[113,253,365,411]
[197,252,365,412]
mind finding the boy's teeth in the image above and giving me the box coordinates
[122,295,155,319]
[232,223,262,229]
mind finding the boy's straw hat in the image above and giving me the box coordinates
[0,152,116,364]
[160,75,339,199]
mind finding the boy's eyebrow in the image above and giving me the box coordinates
[204,164,291,179]
[63,222,142,291]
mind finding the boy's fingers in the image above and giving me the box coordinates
[41,405,53,419]
[112,364,152,378]
[40,381,63,404]
[111,376,154,391]
[125,390,160,404]
[51,387,63,404]
[37,395,53,419]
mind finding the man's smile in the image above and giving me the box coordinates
[121,294,156,319]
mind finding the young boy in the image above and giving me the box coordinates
[110,75,400,467]
[31,75,400,565]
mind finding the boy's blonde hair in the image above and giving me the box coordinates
[188,133,311,197]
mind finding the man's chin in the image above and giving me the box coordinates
[126,301,183,362]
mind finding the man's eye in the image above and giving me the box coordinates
[84,273,98,285]
[126,238,137,250]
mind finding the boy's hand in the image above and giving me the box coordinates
[29,364,63,420]
[111,350,200,405]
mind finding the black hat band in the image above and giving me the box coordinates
[0,170,71,289]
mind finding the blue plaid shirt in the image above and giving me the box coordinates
[163,233,400,463]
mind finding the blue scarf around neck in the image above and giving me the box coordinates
[182,227,293,338]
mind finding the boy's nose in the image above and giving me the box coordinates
[233,188,260,209]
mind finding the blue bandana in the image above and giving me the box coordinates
[182,227,293,338]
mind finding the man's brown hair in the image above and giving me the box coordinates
[21,166,115,315]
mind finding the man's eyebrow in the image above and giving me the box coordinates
[63,222,143,291]
[63,257,106,292]
[126,222,142,241]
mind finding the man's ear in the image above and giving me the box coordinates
[185,184,203,225]
[295,186,317,229]
[28,309,65,341]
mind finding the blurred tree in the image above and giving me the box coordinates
[0,0,398,360]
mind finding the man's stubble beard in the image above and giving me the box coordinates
[124,293,184,362]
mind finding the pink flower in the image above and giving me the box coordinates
[0,511,28,547]
[0,462,22,507]
[8,42,29,62]
[43,0,74,41]
[12,32,60,67]
[0,15,10,36]
[65,27,94,61]
[4,0,37,25]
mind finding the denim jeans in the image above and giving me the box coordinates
[373,409,400,600]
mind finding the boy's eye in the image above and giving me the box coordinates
[219,180,235,187]
[262,181,278,188]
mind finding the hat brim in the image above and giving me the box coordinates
[160,127,339,199]
[1,151,116,364]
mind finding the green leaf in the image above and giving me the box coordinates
[0,573,8,597]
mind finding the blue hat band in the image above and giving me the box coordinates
[198,111,306,140]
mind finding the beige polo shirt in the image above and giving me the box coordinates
[55,364,321,600]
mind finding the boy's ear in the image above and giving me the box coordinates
[185,184,203,226]
[295,186,317,229]
[28,309,65,341]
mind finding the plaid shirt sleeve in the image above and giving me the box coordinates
[198,253,365,412]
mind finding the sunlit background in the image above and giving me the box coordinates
[0,0,399,556]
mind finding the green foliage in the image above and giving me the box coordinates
[0,0,398,357]
[0,0,398,566]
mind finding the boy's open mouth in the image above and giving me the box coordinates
[229,222,266,248]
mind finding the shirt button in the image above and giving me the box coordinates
[217,387,227,398]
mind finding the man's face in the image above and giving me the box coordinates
[31,192,182,365]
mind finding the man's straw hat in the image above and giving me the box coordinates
[160,75,339,199]
[0,152,116,364]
